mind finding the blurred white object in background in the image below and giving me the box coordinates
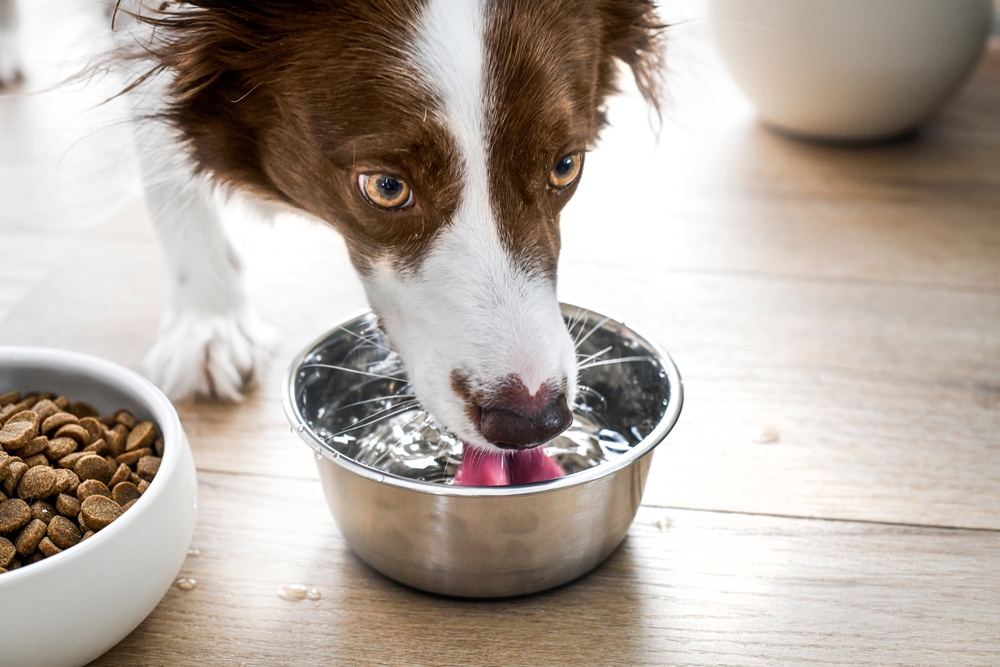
[709,0,994,142]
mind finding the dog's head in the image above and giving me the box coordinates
[137,0,663,454]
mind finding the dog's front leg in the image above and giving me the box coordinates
[0,0,23,88]
[133,119,271,401]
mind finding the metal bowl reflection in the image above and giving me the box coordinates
[283,304,682,598]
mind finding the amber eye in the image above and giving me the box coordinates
[549,153,583,189]
[359,174,413,209]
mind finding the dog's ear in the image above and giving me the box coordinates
[117,2,290,201]
[596,0,667,118]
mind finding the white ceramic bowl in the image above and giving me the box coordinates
[709,0,993,141]
[0,348,198,667]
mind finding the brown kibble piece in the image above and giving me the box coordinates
[23,551,45,565]
[6,410,40,432]
[30,501,57,524]
[19,436,50,458]
[18,466,57,500]
[74,455,114,485]
[15,519,47,556]
[54,469,80,495]
[112,482,141,506]
[24,454,49,469]
[67,401,99,419]
[103,427,125,457]
[38,536,62,557]
[47,515,82,549]
[81,530,94,541]
[0,450,9,479]
[0,420,36,450]
[126,422,156,452]
[137,479,150,494]
[80,495,122,531]
[55,423,91,446]
[136,456,161,481]
[0,498,32,533]
[0,536,14,567]
[115,448,152,467]
[76,479,111,501]
[41,412,78,435]
[0,404,17,423]
[53,396,69,410]
[55,493,81,518]
[154,436,164,457]
[46,437,78,461]
[31,400,60,422]
[23,454,48,468]
[3,461,27,497]
[83,438,108,457]
[115,411,137,429]
[58,452,87,469]
[79,417,104,443]
[108,463,131,488]
[0,391,20,407]
[121,499,137,511]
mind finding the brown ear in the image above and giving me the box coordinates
[597,0,667,117]
[117,2,291,201]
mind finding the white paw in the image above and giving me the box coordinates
[143,308,274,402]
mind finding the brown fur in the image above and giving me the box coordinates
[123,0,665,276]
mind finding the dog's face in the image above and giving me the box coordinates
[143,0,662,453]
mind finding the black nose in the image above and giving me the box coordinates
[478,380,573,449]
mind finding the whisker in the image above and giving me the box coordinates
[337,325,391,352]
[301,363,409,383]
[325,403,423,438]
[330,394,417,413]
[564,307,588,341]
[570,310,591,345]
[574,316,610,350]
[576,345,613,367]
[578,356,655,371]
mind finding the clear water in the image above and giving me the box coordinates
[324,403,634,485]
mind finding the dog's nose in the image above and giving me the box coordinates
[479,381,573,449]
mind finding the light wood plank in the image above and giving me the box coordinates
[90,472,1000,667]
[563,35,1000,289]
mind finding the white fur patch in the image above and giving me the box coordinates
[131,97,272,401]
[358,0,578,450]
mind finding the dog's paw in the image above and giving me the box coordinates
[143,308,274,402]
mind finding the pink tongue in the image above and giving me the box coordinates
[454,446,564,487]
[508,447,565,484]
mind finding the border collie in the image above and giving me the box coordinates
[1,0,664,485]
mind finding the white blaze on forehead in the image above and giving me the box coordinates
[360,0,577,447]
[411,0,492,238]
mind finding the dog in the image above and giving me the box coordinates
[3,0,664,484]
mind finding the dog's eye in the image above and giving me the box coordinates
[549,153,583,189]
[359,174,413,209]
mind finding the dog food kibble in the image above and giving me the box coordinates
[0,391,162,574]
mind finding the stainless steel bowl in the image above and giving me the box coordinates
[283,304,682,598]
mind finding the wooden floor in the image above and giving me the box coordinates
[1,3,998,665]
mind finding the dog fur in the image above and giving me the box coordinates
[5,0,664,458]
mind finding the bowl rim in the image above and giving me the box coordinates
[283,302,683,497]
[0,346,184,584]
